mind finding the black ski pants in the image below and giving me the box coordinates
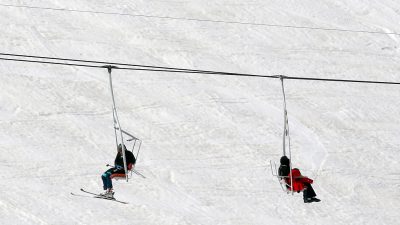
[303,183,317,199]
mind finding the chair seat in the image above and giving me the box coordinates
[111,173,126,179]
[111,163,136,180]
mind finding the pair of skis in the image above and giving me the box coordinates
[71,188,128,204]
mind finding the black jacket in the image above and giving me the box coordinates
[278,156,290,177]
[278,165,290,177]
[114,150,136,168]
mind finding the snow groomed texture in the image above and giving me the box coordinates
[1,1,400,224]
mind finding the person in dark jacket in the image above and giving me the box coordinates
[278,156,290,176]
[278,156,320,203]
[100,144,136,197]
[278,156,291,189]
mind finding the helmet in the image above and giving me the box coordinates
[280,156,290,166]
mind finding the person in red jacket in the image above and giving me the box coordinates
[279,156,320,203]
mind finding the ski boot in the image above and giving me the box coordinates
[304,197,321,203]
[100,189,114,198]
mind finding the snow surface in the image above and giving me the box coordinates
[1,0,400,224]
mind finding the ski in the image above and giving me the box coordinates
[70,192,92,198]
[132,169,146,179]
[71,188,128,204]
[80,188,128,204]
[93,195,128,204]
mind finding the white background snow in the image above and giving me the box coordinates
[0,0,399,224]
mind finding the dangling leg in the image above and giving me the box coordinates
[101,172,110,190]
[303,187,310,203]
[106,177,113,197]
[303,183,320,203]
[105,172,113,191]
[306,183,317,198]
[101,169,113,195]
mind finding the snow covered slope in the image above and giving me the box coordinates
[0,1,399,224]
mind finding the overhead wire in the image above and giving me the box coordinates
[281,75,400,85]
[1,3,398,83]
[0,57,104,69]
[0,3,399,36]
[0,52,227,74]
[0,52,278,78]
[1,52,400,85]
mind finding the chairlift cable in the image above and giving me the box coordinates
[1,3,399,36]
[1,54,400,85]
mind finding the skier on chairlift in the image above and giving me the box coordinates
[278,156,320,203]
[100,144,136,198]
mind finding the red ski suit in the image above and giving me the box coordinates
[285,168,313,192]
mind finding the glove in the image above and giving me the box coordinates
[115,165,123,170]
[303,177,313,184]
